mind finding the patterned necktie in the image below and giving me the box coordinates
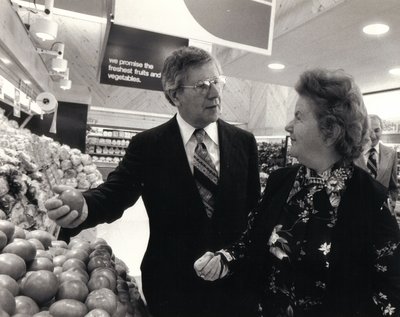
[193,129,219,218]
[367,148,377,178]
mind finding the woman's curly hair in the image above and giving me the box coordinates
[295,68,369,161]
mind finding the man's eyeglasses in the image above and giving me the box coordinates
[181,75,227,94]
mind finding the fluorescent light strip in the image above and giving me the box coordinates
[251,0,273,5]
[12,0,107,24]
[90,107,244,126]
[0,57,11,64]
[90,106,173,118]
[389,68,400,76]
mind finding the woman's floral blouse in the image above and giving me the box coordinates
[226,162,400,316]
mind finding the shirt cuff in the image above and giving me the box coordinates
[216,249,235,263]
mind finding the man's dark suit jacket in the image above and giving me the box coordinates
[69,116,260,317]
[354,142,399,206]
[245,164,400,317]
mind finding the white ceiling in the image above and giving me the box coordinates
[12,0,400,94]
[214,0,400,93]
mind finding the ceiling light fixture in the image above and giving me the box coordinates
[50,42,67,72]
[36,42,68,72]
[268,63,285,70]
[362,23,389,35]
[29,0,58,41]
[59,68,71,90]
[389,68,400,76]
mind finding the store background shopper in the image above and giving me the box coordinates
[45,46,260,317]
[355,114,398,214]
[195,68,400,317]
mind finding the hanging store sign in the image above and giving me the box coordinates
[114,0,276,55]
[100,24,189,91]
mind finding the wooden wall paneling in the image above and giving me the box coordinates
[126,91,175,114]
[285,89,298,122]
[220,77,251,124]
[248,82,270,134]
[264,84,292,134]
[248,83,297,136]
[54,15,106,103]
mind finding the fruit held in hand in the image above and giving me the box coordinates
[59,189,84,215]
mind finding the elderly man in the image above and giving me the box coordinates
[355,114,398,213]
[45,46,260,317]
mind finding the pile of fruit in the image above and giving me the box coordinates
[0,114,103,234]
[0,219,146,317]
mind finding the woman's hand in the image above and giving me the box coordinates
[45,185,87,228]
[194,251,226,281]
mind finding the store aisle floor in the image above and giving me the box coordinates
[95,198,150,298]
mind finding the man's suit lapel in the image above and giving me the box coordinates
[161,116,204,209]
[377,143,389,182]
[214,120,236,212]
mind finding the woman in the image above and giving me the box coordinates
[195,68,400,317]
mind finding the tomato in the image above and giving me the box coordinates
[0,287,16,315]
[51,240,68,249]
[53,254,68,267]
[89,249,112,260]
[68,238,87,249]
[14,295,39,315]
[56,279,89,302]
[84,308,111,317]
[59,189,84,214]
[2,239,36,262]
[87,256,112,273]
[36,249,53,260]
[0,253,26,280]
[28,257,55,272]
[33,311,53,316]
[53,266,63,276]
[0,307,10,317]
[0,274,19,296]
[0,231,7,250]
[49,299,88,317]
[93,244,113,256]
[28,238,45,250]
[49,245,68,257]
[26,230,55,249]
[58,268,89,284]
[65,249,89,264]
[62,258,86,271]
[10,226,26,241]
[87,275,112,292]
[0,220,15,242]
[90,268,117,292]
[70,240,92,253]
[20,270,59,305]
[85,288,118,315]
